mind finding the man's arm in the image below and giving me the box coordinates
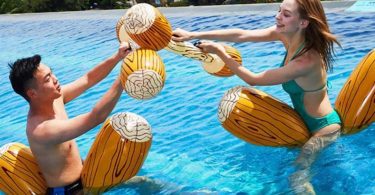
[62,42,130,104]
[31,78,123,145]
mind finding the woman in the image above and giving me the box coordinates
[173,0,341,193]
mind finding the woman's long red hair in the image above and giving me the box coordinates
[296,0,341,71]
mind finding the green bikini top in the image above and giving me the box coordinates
[281,43,327,94]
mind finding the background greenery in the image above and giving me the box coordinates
[0,0,283,13]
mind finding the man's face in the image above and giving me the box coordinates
[30,63,61,101]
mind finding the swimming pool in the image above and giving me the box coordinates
[0,3,374,194]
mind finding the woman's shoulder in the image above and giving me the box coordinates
[292,49,321,76]
[299,49,321,66]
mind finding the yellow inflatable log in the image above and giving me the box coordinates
[166,40,242,77]
[218,86,310,147]
[82,112,152,194]
[115,15,128,44]
[120,49,166,100]
[116,15,140,50]
[335,49,375,134]
[122,3,172,51]
[0,142,47,194]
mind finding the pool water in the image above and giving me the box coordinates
[0,6,374,195]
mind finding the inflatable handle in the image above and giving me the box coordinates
[166,40,240,77]
[165,40,223,64]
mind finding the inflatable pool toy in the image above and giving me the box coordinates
[0,143,47,194]
[120,49,166,100]
[116,5,167,100]
[335,49,375,134]
[115,5,242,78]
[218,49,375,146]
[166,40,242,77]
[218,86,310,147]
[82,112,152,194]
[122,3,172,51]
[115,4,242,102]
[0,112,152,194]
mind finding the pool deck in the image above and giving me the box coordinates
[0,0,356,21]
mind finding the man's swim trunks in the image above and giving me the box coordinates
[46,178,83,195]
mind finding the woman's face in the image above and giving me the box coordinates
[275,0,304,34]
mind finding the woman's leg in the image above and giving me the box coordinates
[295,129,341,169]
[122,176,164,193]
[290,127,341,194]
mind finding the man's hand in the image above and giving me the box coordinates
[116,42,132,60]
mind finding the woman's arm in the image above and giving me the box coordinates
[172,26,280,43]
[197,41,311,86]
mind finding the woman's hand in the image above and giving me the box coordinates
[172,28,194,42]
[194,40,226,56]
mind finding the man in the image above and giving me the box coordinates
[8,42,131,194]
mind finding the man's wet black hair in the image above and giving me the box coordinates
[9,55,41,102]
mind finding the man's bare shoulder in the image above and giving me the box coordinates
[27,115,52,144]
[27,97,67,141]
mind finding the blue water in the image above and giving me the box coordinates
[0,7,375,195]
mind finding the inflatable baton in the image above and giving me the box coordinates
[165,40,242,77]
[120,49,166,100]
[116,14,166,100]
[335,49,375,134]
[0,112,152,194]
[218,86,310,147]
[122,3,172,51]
[0,142,47,194]
[115,7,241,77]
[82,112,152,194]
